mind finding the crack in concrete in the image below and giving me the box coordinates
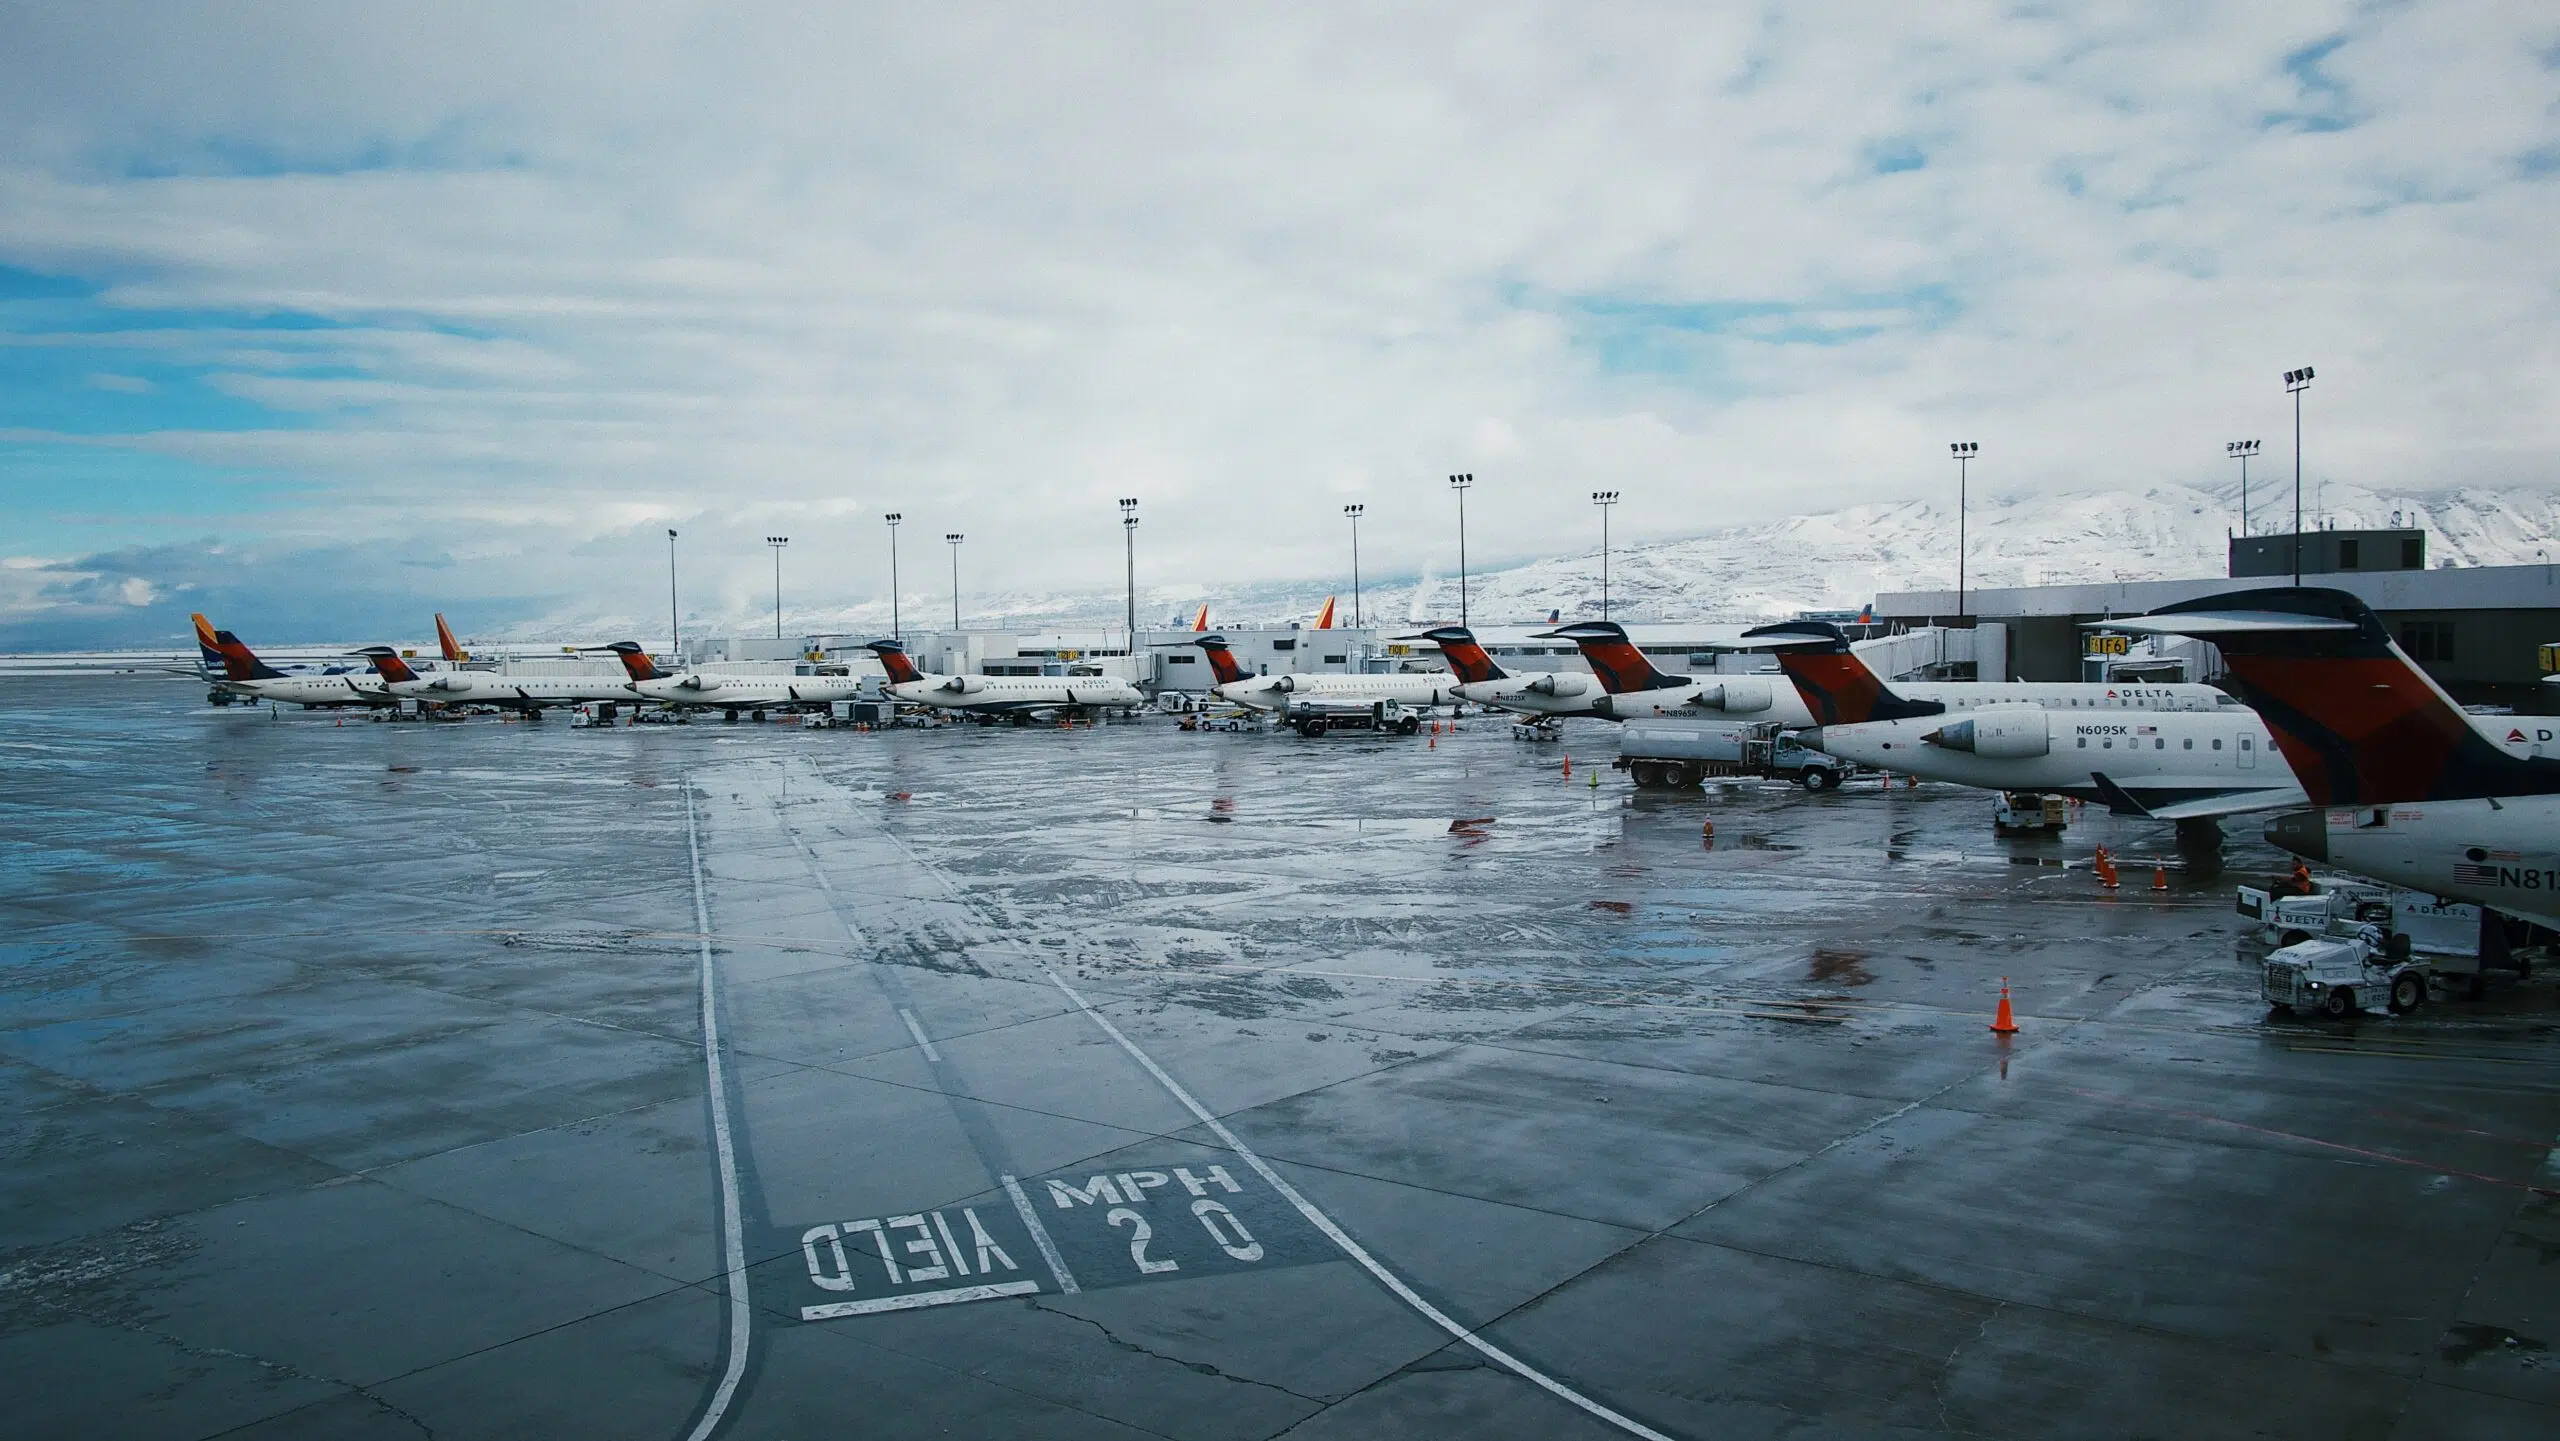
[1933,1300,2003,1436]
[1027,1298,1329,1406]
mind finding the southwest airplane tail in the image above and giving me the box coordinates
[434,613,467,663]
[1313,596,1336,630]
[1191,604,1211,632]
[190,613,227,676]
[355,646,420,684]
[593,641,664,684]
[864,639,923,685]
[207,627,289,682]
[1406,627,1506,685]
[1533,621,1684,695]
[1191,635,1251,687]
[1740,620,1945,725]
[2117,587,2560,805]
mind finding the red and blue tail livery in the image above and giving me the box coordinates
[1406,627,1505,685]
[205,624,289,682]
[1533,621,1683,695]
[1190,635,1251,687]
[355,646,420,684]
[2122,587,2560,805]
[1739,620,1945,726]
[596,641,665,684]
[863,639,922,685]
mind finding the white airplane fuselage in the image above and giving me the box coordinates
[1454,674,1603,717]
[1217,672,1453,713]
[1806,704,2309,818]
[219,674,395,708]
[891,673,1144,714]
[2268,798,2560,932]
[1658,677,2234,727]
[389,673,641,709]
[632,674,863,710]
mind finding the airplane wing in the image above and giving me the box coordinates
[2087,772,2310,820]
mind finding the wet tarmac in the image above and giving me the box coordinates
[4,673,2556,1440]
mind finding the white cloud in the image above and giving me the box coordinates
[1,2,2557,640]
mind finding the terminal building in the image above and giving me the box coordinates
[1878,528,2560,710]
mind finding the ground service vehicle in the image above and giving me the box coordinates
[1616,718,1854,790]
[1286,697,1422,737]
[2262,934,2430,1018]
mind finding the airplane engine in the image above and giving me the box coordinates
[429,676,469,692]
[1923,711,2050,758]
[948,676,987,695]
[1526,673,1594,699]
[1272,676,1298,693]
[1696,679,1773,713]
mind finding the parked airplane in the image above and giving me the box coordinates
[1185,634,1454,713]
[1313,596,1337,630]
[2113,587,2560,929]
[1407,626,1603,718]
[359,645,648,713]
[434,613,469,664]
[1735,622,2300,835]
[866,640,1143,718]
[191,614,395,709]
[624,646,863,719]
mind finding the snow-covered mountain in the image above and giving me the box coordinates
[503,480,2560,639]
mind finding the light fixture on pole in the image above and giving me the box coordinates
[2285,367,2315,585]
[1446,473,1474,628]
[2226,440,2259,538]
[666,529,680,663]
[1119,498,1139,652]
[1591,491,1620,621]
[883,513,903,642]
[1343,504,1365,628]
[765,536,789,640]
[1948,443,1979,618]
[945,532,965,631]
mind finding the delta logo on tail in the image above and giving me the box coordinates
[206,626,289,682]
[1738,620,1946,725]
[1190,635,1251,687]
[1313,596,1336,630]
[1407,627,1505,685]
[1532,621,1685,695]
[2122,587,2560,805]
[596,641,665,684]
[863,639,922,685]
[434,613,467,663]
[355,646,421,684]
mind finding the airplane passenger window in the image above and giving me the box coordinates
[2077,738,2086,748]
[2155,738,2165,749]
[2213,739,2223,749]
[2183,738,2193,749]
[2242,737,2253,750]
[2103,739,2113,748]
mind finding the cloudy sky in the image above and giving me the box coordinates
[3,2,2556,647]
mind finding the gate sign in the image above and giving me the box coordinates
[2086,634,2130,656]
[790,1158,1327,1323]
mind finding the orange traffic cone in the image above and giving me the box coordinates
[1562,755,1572,778]
[1427,733,1436,749]
[2151,863,2168,891]
[2093,846,2120,889]
[1990,978,2019,1034]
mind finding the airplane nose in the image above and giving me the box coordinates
[2263,809,2328,862]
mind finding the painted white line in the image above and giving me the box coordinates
[1003,1173,1081,1295]
[899,1007,944,1062]
[1041,968,1677,1441]
[801,1280,1040,1320]
[684,791,753,1441]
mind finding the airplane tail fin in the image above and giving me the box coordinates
[356,646,419,684]
[1531,621,1682,695]
[1739,621,1945,725]
[1191,604,1210,632]
[1404,626,1505,684]
[207,626,288,682]
[864,639,922,685]
[1314,596,1336,630]
[2117,586,2560,804]
[590,641,661,683]
[190,613,226,676]
[434,612,467,663]
[1192,634,1250,686]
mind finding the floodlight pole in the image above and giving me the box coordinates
[2228,440,2258,538]
[1591,491,1619,620]
[2286,367,2315,585]
[1948,443,1978,618]
[883,513,903,642]
[767,536,789,639]
[666,529,680,662]
[1119,499,1139,653]
[946,533,965,631]
[1447,473,1474,627]
[1343,504,1365,628]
